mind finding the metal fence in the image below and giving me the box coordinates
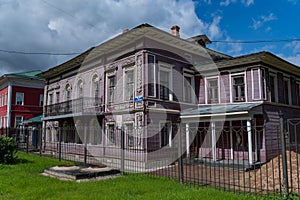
[1,115,300,198]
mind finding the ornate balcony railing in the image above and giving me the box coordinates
[45,97,103,117]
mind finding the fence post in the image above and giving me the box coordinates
[58,127,62,161]
[121,126,125,175]
[279,111,289,199]
[84,126,87,165]
[26,128,29,153]
[178,123,184,184]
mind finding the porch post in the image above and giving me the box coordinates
[247,120,253,165]
[230,121,234,160]
[185,123,190,158]
[212,121,216,162]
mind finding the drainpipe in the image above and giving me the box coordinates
[7,81,12,128]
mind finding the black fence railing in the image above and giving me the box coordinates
[2,115,300,198]
[44,97,103,117]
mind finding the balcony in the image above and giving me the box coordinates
[45,97,103,117]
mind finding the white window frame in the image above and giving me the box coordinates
[251,68,262,100]
[158,62,173,101]
[123,122,136,148]
[147,54,156,98]
[77,79,84,98]
[15,116,23,128]
[123,66,135,101]
[16,92,24,105]
[106,70,116,105]
[65,84,72,101]
[269,73,278,103]
[106,122,116,146]
[230,72,247,103]
[159,121,172,147]
[183,71,195,103]
[205,76,220,104]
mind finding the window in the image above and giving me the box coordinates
[106,124,116,145]
[92,75,99,98]
[184,76,192,103]
[108,76,116,103]
[77,80,83,98]
[159,67,172,100]
[3,117,7,128]
[65,84,71,101]
[56,92,60,103]
[233,76,245,102]
[125,70,134,101]
[160,122,172,147]
[125,123,135,148]
[48,93,53,105]
[39,94,44,107]
[284,79,290,104]
[16,92,24,105]
[15,116,23,127]
[270,75,276,102]
[207,78,219,103]
[0,117,2,128]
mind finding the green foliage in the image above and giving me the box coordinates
[0,152,274,200]
[0,136,17,164]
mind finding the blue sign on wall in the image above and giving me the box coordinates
[134,96,144,102]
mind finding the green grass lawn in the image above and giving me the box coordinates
[0,152,272,200]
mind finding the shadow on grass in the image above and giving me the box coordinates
[14,157,34,164]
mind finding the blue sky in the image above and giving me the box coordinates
[193,0,300,62]
[0,0,299,75]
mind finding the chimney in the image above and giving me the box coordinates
[171,25,180,37]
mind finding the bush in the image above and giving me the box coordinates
[0,136,17,164]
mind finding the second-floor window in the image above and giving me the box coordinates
[233,76,245,102]
[108,76,116,103]
[207,78,219,103]
[184,76,192,103]
[77,80,83,98]
[270,75,276,102]
[56,92,60,103]
[159,68,172,100]
[125,69,134,101]
[65,84,71,101]
[16,92,24,105]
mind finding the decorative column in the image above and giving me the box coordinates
[185,123,190,158]
[230,121,234,160]
[247,120,253,165]
[211,121,216,162]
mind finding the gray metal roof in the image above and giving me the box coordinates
[181,102,263,117]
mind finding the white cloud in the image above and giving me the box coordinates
[0,0,225,74]
[283,54,300,67]
[250,13,277,30]
[220,0,254,6]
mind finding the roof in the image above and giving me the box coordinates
[181,102,263,117]
[215,51,300,76]
[3,70,44,81]
[38,23,231,79]
[22,115,43,124]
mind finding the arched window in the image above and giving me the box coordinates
[91,74,100,106]
[65,84,72,101]
[77,79,84,98]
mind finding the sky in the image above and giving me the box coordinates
[0,0,299,75]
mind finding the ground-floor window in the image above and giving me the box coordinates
[160,122,172,147]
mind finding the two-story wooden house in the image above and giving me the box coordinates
[39,24,300,169]
[0,70,44,132]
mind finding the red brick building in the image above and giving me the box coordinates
[0,70,44,130]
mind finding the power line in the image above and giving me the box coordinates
[0,49,80,56]
[211,38,300,43]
